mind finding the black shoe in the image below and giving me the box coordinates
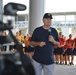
[69,62,74,65]
[71,62,74,65]
[69,62,71,65]
[65,62,67,65]
[56,62,59,64]
[60,62,63,65]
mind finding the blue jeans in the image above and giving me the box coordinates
[31,59,55,75]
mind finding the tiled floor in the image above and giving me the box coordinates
[54,56,76,75]
[54,65,76,75]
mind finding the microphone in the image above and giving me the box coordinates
[48,28,52,42]
[48,28,51,35]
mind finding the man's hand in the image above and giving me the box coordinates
[38,42,46,47]
[49,35,60,46]
[49,35,55,44]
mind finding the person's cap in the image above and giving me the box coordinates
[43,13,53,19]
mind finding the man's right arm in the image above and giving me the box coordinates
[30,41,46,47]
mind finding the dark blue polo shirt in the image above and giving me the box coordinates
[31,26,59,65]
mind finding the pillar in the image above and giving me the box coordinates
[29,0,45,34]
[0,0,3,21]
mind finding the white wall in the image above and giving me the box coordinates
[72,28,76,38]
[62,28,72,39]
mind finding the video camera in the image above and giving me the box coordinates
[0,2,35,75]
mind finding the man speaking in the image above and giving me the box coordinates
[30,13,59,75]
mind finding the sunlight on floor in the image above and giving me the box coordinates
[73,56,76,65]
